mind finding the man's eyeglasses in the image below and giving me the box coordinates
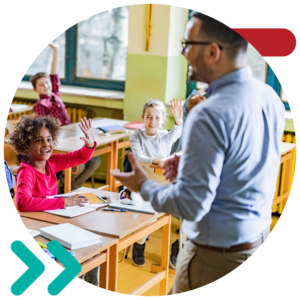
[181,39,223,50]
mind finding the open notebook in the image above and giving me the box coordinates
[40,223,103,250]
[44,192,107,218]
[109,200,157,215]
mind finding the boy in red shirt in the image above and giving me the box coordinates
[30,42,100,189]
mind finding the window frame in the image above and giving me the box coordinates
[22,24,125,92]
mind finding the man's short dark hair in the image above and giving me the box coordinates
[190,12,248,59]
[30,72,50,88]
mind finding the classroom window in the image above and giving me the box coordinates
[25,32,66,78]
[77,7,128,81]
[23,6,129,91]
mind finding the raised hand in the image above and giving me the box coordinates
[49,41,59,75]
[49,41,59,50]
[163,155,181,182]
[110,152,148,192]
[79,117,96,148]
[170,98,183,125]
[64,195,89,207]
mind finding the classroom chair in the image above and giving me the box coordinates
[3,137,19,175]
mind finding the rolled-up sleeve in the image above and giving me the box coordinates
[50,74,60,96]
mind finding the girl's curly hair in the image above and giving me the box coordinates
[8,114,61,155]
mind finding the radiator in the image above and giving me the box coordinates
[4,100,87,137]
[11,100,88,123]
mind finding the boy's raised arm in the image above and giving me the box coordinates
[49,41,59,75]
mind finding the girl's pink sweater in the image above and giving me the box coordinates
[16,142,96,212]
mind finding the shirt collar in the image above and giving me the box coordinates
[206,66,252,97]
[39,94,51,100]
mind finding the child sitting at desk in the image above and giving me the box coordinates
[129,98,183,267]
[30,41,100,190]
[8,115,99,286]
[8,115,96,211]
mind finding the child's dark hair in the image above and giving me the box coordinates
[8,114,61,155]
[30,72,50,88]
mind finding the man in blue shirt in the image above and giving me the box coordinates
[111,12,285,293]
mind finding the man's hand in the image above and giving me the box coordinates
[110,152,149,192]
[79,117,96,148]
[163,154,181,182]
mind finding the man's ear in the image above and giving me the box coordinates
[33,87,37,93]
[141,114,144,120]
[206,43,221,65]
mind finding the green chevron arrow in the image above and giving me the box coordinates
[11,241,45,295]
[47,240,82,295]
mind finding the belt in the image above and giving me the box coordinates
[191,229,269,253]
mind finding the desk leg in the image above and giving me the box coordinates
[159,214,171,295]
[106,151,111,189]
[110,141,118,192]
[64,167,71,193]
[99,250,109,289]
[108,243,118,292]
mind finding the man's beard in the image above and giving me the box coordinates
[188,55,211,83]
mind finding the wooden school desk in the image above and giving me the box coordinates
[20,187,171,295]
[149,151,183,175]
[8,104,33,120]
[53,118,133,193]
[21,216,118,289]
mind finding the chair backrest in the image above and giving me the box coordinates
[4,142,19,175]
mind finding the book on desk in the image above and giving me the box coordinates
[97,124,129,135]
[28,229,40,237]
[40,223,103,250]
[123,122,145,130]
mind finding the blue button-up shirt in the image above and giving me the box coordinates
[140,67,285,247]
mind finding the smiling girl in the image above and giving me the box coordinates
[129,98,183,266]
[9,114,96,212]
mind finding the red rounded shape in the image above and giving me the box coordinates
[232,28,296,57]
